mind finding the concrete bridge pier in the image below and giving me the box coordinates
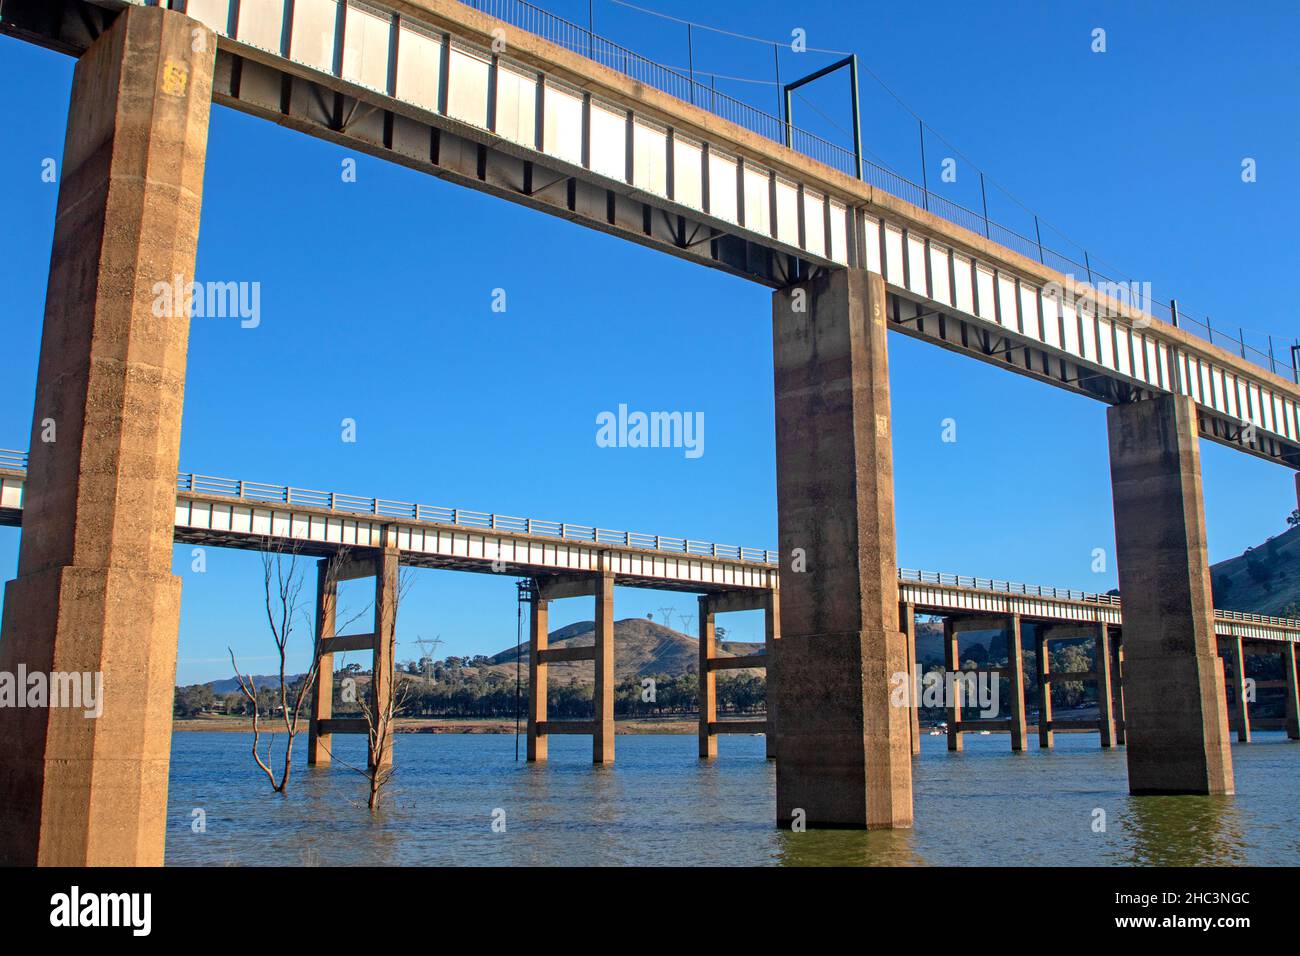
[0,4,213,866]
[526,569,615,764]
[1036,626,1055,749]
[1107,394,1233,794]
[1007,615,1029,751]
[943,618,963,752]
[1225,635,1251,743]
[1285,643,1300,740]
[771,268,912,829]
[1096,623,1117,748]
[304,547,400,769]
[900,602,920,756]
[695,589,777,758]
[308,558,340,766]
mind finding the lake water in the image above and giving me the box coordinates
[165,731,1300,866]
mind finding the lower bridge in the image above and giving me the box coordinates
[1,449,1296,763]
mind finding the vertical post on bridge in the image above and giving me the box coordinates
[1096,623,1116,748]
[0,4,214,865]
[593,570,615,764]
[527,588,549,762]
[1113,637,1127,745]
[944,618,962,752]
[308,558,339,766]
[698,595,717,759]
[1107,394,1233,794]
[771,268,912,829]
[1007,614,1028,752]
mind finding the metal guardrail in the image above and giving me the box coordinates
[0,449,26,471]
[462,0,1297,382]
[175,470,778,564]
[898,567,1123,607]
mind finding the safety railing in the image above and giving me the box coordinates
[0,449,27,471]
[898,567,1123,607]
[1212,607,1300,632]
[177,470,778,564]
[460,0,1297,382]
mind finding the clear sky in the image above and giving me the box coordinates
[1,0,1297,684]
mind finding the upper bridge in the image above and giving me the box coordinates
[5,0,1300,469]
[2,450,1294,644]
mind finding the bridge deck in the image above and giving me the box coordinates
[1,455,1295,642]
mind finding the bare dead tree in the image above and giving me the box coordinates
[352,566,416,811]
[229,540,365,794]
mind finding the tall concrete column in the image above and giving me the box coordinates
[1007,615,1028,752]
[369,544,399,770]
[1285,643,1300,741]
[698,595,717,758]
[771,268,912,829]
[0,5,214,866]
[944,618,962,752]
[527,590,549,762]
[1096,624,1116,748]
[764,588,780,759]
[1107,395,1233,794]
[308,558,338,766]
[901,602,921,756]
[593,570,615,763]
[1037,629,1054,750]
[1227,636,1250,743]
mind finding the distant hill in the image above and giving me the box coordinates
[1209,524,1300,617]
[486,618,764,684]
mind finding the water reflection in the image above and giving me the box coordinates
[1112,795,1250,866]
[165,730,1299,866]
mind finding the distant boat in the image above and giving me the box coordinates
[928,728,942,736]
[979,730,991,735]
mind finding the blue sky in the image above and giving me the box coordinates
[1,0,1297,684]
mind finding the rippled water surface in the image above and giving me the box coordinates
[165,731,1300,866]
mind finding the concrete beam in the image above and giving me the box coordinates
[707,590,769,614]
[320,632,376,654]
[0,4,214,866]
[1108,395,1233,795]
[771,269,911,829]
[541,721,596,735]
[316,718,370,735]
[708,654,767,671]
[710,721,768,735]
[537,645,595,664]
[536,572,600,601]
